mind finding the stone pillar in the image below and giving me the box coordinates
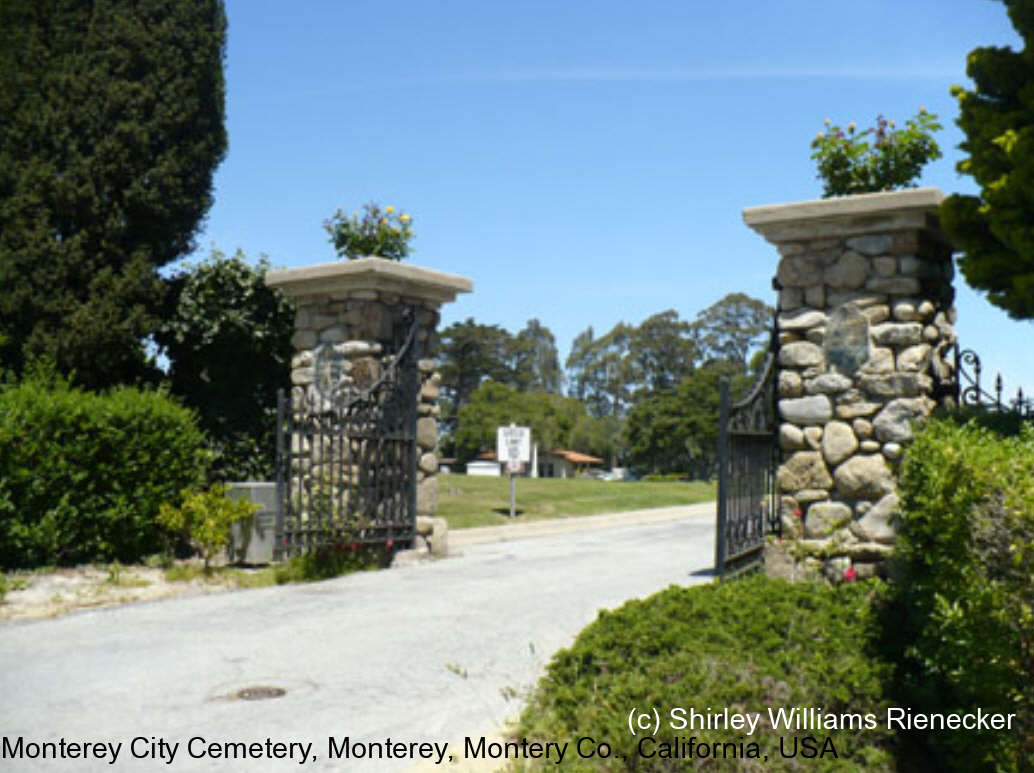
[265,257,472,523]
[743,188,956,580]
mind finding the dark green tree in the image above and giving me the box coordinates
[691,293,772,367]
[0,0,227,388]
[628,310,698,393]
[156,249,294,481]
[452,380,613,464]
[507,318,563,393]
[623,361,747,477]
[565,323,635,417]
[438,318,513,436]
[941,0,1034,319]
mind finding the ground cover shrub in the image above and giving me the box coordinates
[0,369,206,568]
[879,418,1034,771]
[514,576,895,772]
[272,538,398,583]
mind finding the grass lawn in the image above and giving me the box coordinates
[436,473,715,529]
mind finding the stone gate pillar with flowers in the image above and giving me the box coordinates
[743,188,957,580]
[266,257,472,558]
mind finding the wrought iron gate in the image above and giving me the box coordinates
[715,352,779,578]
[274,308,421,560]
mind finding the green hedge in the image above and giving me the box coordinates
[515,576,895,772]
[881,418,1034,771]
[0,374,206,568]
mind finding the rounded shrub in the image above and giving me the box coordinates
[882,418,1034,771]
[515,575,896,772]
[0,371,206,568]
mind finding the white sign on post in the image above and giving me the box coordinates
[497,425,531,518]
[496,425,531,465]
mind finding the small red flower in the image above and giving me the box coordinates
[794,508,803,517]
[386,538,395,550]
[350,541,359,552]
[843,566,857,582]
[280,538,288,546]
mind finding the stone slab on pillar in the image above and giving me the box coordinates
[744,188,956,579]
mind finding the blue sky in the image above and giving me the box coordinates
[191,0,1031,397]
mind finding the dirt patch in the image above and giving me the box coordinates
[0,564,257,621]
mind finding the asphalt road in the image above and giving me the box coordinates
[1,503,715,772]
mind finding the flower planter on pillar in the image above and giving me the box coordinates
[265,257,472,534]
[743,188,956,580]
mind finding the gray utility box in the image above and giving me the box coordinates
[226,482,277,565]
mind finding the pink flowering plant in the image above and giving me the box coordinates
[324,202,414,261]
[810,109,942,198]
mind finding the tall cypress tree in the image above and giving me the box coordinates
[941,0,1034,320]
[0,0,227,388]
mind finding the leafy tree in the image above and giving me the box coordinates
[692,293,773,367]
[811,110,942,198]
[438,318,513,438]
[452,380,617,465]
[453,381,586,463]
[564,323,636,417]
[569,413,623,468]
[623,361,748,477]
[438,317,565,448]
[628,310,698,393]
[940,0,1034,320]
[621,294,771,477]
[508,318,563,393]
[156,249,294,481]
[0,0,228,389]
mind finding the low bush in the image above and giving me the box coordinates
[515,576,895,772]
[642,472,690,482]
[880,419,1034,771]
[0,369,206,568]
[272,538,398,583]
[157,484,258,569]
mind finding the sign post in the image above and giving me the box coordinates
[497,424,531,518]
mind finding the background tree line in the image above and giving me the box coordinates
[439,293,772,477]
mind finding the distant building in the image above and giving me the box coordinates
[537,449,604,479]
[465,460,502,477]
[462,447,604,478]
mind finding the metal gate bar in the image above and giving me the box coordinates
[715,351,779,578]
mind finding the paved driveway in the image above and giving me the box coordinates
[1,503,715,772]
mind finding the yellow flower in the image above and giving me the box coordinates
[848,122,856,133]
[824,118,831,126]
[379,217,387,225]
[817,131,825,140]
[400,214,411,223]
[385,205,395,214]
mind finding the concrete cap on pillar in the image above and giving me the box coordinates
[743,187,948,245]
[265,256,473,306]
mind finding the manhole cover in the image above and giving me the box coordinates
[234,686,286,701]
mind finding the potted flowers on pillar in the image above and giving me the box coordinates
[323,202,414,261]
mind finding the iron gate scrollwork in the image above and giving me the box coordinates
[274,307,421,560]
[715,351,779,578]
[956,346,1034,417]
